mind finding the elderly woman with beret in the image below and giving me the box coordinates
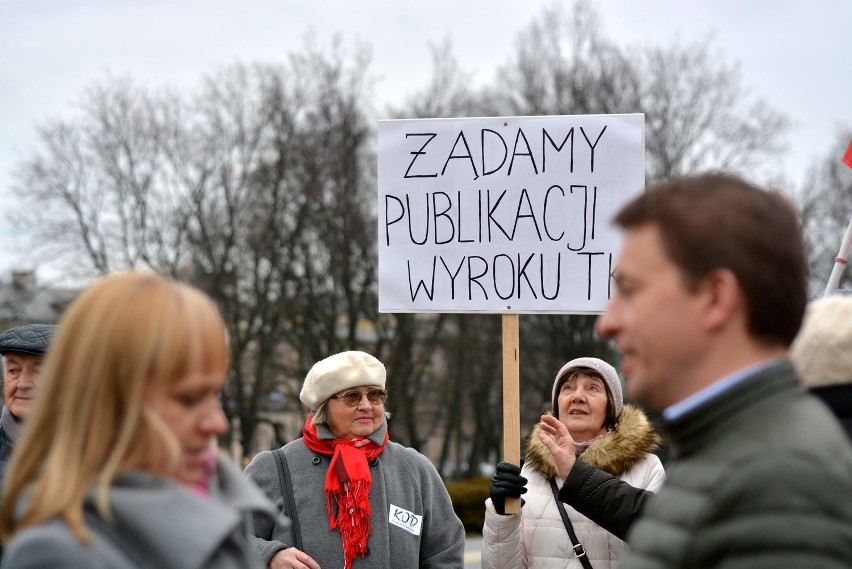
[481,357,666,569]
[245,350,464,569]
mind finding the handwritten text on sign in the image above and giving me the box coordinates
[378,114,644,313]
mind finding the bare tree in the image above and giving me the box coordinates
[182,42,386,450]
[639,40,790,181]
[179,60,312,449]
[482,2,641,117]
[483,1,790,183]
[390,38,480,120]
[281,38,378,365]
[11,39,384,453]
[13,75,191,280]
[796,129,852,295]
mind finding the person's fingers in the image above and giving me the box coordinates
[495,470,527,483]
[539,415,560,434]
[494,478,528,494]
[540,415,575,445]
[540,414,567,433]
[539,428,573,457]
[292,549,321,569]
[494,462,526,485]
[493,474,528,490]
[539,429,577,480]
[299,551,321,569]
[270,548,321,569]
[539,431,562,453]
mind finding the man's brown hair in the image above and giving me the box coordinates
[614,172,807,347]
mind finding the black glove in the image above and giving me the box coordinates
[489,461,528,515]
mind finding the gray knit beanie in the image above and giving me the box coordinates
[551,357,623,419]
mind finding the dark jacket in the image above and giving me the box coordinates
[622,361,852,569]
[0,423,14,486]
[809,383,852,440]
[558,458,652,541]
[0,423,12,563]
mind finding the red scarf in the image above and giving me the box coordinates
[302,414,389,569]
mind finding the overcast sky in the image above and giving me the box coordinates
[2,0,850,279]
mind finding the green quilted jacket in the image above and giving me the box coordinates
[623,360,852,569]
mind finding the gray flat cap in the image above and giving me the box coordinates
[0,324,58,356]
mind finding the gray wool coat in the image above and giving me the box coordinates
[245,420,465,568]
[1,458,279,569]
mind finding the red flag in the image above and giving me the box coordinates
[844,139,852,169]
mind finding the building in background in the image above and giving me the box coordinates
[0,271,78,331]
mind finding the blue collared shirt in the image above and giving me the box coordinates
[662,357,785,422]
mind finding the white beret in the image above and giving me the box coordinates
[300,351,386,410]
[791,295,852,388]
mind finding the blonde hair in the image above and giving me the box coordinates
[0,271,229,543]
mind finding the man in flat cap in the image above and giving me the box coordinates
[0,323,58,481]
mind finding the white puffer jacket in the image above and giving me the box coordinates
[481,405,666,569]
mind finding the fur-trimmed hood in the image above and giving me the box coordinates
[524,404,660,479]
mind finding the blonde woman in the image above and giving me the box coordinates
[0,272,277,569]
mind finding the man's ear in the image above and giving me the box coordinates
[696,268,742,333]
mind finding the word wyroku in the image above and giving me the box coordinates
[406,251,614,303]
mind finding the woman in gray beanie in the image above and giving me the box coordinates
[245,350,464,569]
[481,357,665,569]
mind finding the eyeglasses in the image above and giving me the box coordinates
[332,388,388,407]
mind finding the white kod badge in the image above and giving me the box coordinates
[389,504,423,536]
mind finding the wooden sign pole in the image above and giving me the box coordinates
[502,313,521,514]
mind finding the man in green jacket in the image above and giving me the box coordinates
[543,173,852,568]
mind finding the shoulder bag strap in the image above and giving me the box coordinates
[549,477,594,569]
[273,448,303,551]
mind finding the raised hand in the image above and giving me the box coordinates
[538,414,578,480]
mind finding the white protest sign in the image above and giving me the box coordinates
[378,114,644,313]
